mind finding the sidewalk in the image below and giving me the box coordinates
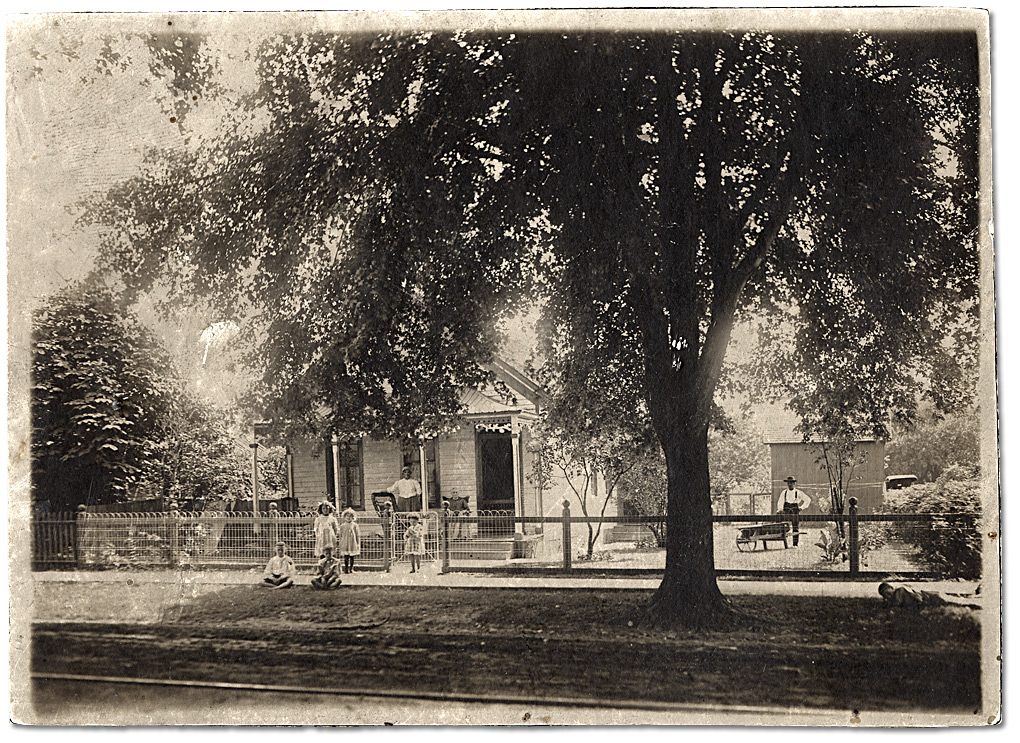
[32,567,980,599]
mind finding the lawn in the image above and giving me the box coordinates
[32,584,981,713]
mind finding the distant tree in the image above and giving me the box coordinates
[32,288,251,511]
[817,432,868,539]
[86,30,980,626]
[31,289,179,509]
[529,411,654,559]
[708,416,770,505]
[136,396,247,505]
[885,406,980,482]
[616,451,669,547]
[616,414,768,538]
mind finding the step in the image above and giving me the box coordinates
[448,538,516,561]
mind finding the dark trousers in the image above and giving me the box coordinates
[783,504,801,545]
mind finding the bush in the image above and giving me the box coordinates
[884,465,982,579]
[815,523,847,563]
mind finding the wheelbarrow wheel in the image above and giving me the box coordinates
[737,539,756,552]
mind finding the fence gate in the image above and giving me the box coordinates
[390,511,440,563]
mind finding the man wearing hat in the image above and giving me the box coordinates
[777,476,811,546]
[388,466,422,512]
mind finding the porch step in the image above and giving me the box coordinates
[606,523,656,543]
[448,537,516,561]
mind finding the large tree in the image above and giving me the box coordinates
[32,288,255,510]
[32,289,180,509]
[85,28,980,625]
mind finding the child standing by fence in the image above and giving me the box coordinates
[404,514,425,573]
[311,546,342,590]
[337,508,361,573]
[313,502,339,558]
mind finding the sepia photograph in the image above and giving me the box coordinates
[6,6,1000,726]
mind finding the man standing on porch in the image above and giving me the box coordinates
[388,467,422,512]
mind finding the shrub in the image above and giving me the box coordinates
[884,465,982,579]
[815,523,847,563]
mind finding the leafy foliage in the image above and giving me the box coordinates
[528,325,658,557]
[31,289,181,509]
[82,30,980,622]
[707,416,770,499]
[31,288,253,510]
[885,406,980,482]
[616,451,669,548]
[884,465,982,579]
[815,524,848,564]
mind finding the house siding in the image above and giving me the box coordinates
[290,438,328,509]
[437,426,477,511]
[363,437,401,501]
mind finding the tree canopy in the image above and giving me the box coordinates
[84,28,981,624]
[31,288,258,510]
[32,289,180,509]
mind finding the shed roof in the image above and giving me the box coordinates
[760,409,879,444]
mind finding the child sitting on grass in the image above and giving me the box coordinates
[310,546,342,590]
[263,542,295,589]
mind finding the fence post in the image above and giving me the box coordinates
[848,497,860,577]
[169,506,181,567]
[441,503,450,574]
[562,500,571,571]
[382,505,392,572]
[75,505,86,567]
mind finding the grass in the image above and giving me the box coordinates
[27,584,980,712]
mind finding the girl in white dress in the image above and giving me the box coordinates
[313,502,339,558]
[337,508,361,573]
[403,515,426,573]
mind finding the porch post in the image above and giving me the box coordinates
[511,417,523,534]
[331,436,342,513]
[419,442,429,513]
[285,447,295,503]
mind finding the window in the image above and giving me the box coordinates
[332,440,363,509]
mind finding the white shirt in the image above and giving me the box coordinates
[777,488,811,511]
[264,554,295,578]
[389,478,422,499]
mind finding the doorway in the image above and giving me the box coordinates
[476,433,515,535]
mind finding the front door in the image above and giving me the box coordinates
[476,433,515,534]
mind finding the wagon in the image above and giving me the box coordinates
[736,521,794,551]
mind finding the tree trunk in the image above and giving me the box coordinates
[649,418,732,627]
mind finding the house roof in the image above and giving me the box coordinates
[481,357,548,406]
[456,358,544,420]
[460,387,535,416]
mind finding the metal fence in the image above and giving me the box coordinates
[65,510,432,571]
[32,512,78,570]
[32,499,981,580]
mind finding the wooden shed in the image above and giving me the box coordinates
[763,420,886,516]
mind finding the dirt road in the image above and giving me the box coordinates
[28,584,982,719]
